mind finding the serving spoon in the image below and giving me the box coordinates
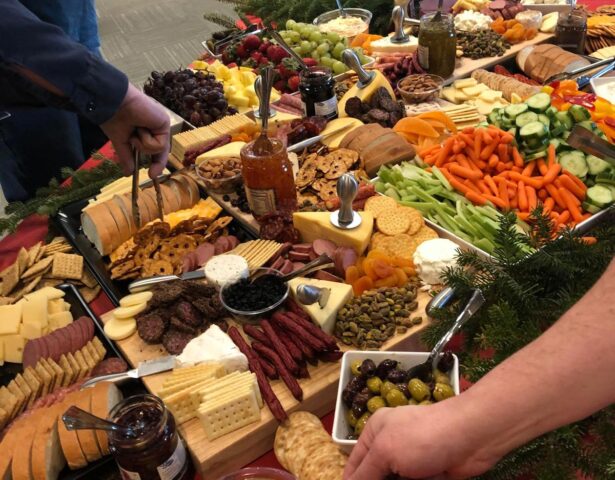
[62,405,138,438]
[250,254,334,284]
[252,66,276,156]
[335,0,348,18]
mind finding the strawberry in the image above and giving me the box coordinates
[227,62,237,68]
[259,57,271,66]
[267,45,290,64]
[274,79,287,92]
[235,44,249,59]
[287,75,300,92]
[278,58,300,79]
[243,34,261,51]
[259,41,272,54]
[250,51,263,62]
[302,58,318,67]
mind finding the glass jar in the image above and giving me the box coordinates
[418,13,456,79]
[299,66,337,120]
[108,394,193,480]
[240,138,297,219]
[555,10,587,54]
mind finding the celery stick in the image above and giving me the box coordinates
[431,166,453,191]
[384,188,400,201]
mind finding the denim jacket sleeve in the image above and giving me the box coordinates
[0,0,128,125]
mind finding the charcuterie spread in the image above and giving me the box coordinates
[2,1,614,479]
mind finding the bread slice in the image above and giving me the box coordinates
[0,415,34,480]
[81,203,117,256]
[74,390,102,462]
[113,194,138,236]
[56,391,88,470]
[159,183,181,214]
[140,189,161,222]
[103,199,132,252]
[11,410,43,480]
[90,382,123,456]
[31,403,66,480]
[177,172,201,207]
[169,176,195,209]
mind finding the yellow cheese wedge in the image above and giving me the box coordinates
[112,303,147,319]
[103,317,136,341]
[321,118,364,149]
[288,278,353,334]
[339,71,396,119]
[119,291,153,307]
[195,142,246,165]
[20,322,42,340]
[292,211,373,255]
[0,304,22,335]
[2,334,25,363]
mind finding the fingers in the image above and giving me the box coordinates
[112,140,136,176]
[348,443,390,480]
[133,127,169,179]
[149,151,168,178]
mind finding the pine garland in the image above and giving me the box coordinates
[422,210,615,479]
[0,155,122,236]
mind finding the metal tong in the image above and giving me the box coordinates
[544,56,615,85]
[566,125,615,167]
[131,149,165,229]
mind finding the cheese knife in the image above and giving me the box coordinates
[127,268,208,293]
[81,355,176,389]
[287,123,357,153]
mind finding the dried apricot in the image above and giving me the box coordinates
[362,258,377,280]
[394,268,409,287]
[367,249,393,263]
[345,265,361,284]
[352,276,374,295]
[372,259,395,279]
[355,256,366,275]
[391,256,414,268]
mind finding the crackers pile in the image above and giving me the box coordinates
[587,15,615,53]
[109,215,232,280]
[365,196,438,260]
[296,148,360,206]
[0,337,106,429]
[440,104,482,130]
[0,237,99,305]
[274,412,347,480]
[225,239,282,271]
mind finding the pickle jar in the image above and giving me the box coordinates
[418,13,456,79]
[108,394,193,480]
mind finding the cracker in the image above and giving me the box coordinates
[369,232,387,250]
[364,195,398,219]
[0,407,8,429]
[1,263,19,296]
[51,253,83,280]
[21,255,54,279]
[325,148,359,169]
[377,211,411,236]
[80,285,101,303]
[324,158,348,180]
[398,206,424,235]
[0,296,15,306]
[379,233,415,259]
[27,242,43,268]
[38,278,63,289]
[80,269,98,289]
[17,247,30,275]
[11,275,43,301]
[318,180,337,200]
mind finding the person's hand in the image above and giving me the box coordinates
[101,83,170,178]
[344,403,497,480]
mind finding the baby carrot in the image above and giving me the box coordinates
[543,197,555,214]
[508,171,543,190]
[419,145,440,157]
[559,187,583,222]
[496,161,509,173]
[557,210,571,225]
[510,194,518,210]
[537,158,548,175]
[446,173,472,195]
[525,185,537,211]
[538,188,548,200]
[518,181,528,211]
[452,140,462,154]
[581,236,597,245]
[546,184,566,209]
[558,174,586,199]
[522,161,536,177]
[435,138,454,167]
[511,166,523,173]
[480,141,499,161]
[512,147,524,168]
[475,159,488,169]
[484,194,507,209]
[477,179,491,196]
[482,130,493,143]
[462,127,475,134]
[499,133,514,144]
[450,164,483,180]
[456,153,471,169]
[474,134,482,161]
[498,178,510,210]
[562,170,587,192]
[465,190,488,205]
[547,143,556,167]
[516,211,530,221]
[542,163,562,185]
[484,175,499,196]
[463,179,482,194]
[498,144,510,164]
[488,154,499,168]
[458,133,474,146]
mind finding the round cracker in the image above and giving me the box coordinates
[299,443,347,480]
[286,428,331,475]
[377,211,411,236]
[379,234,414,260]
[364,195,398,219]
[398,207,424,235]
[369,232,387,250]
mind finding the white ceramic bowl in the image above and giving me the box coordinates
[332,350,460,453]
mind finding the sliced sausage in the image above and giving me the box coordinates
[53,327,72,357]
[271,256,286,272]
[312,239,337,257]
[22,340,39,369]
[314,270,344,283]
[334,247,358,277]
[292,243,313,253]
[90,357,128,377]
[45,333,62,362]
[280,259,294,275]
[67,323,82,352]
[292,262,306,272]
[226,235,240,249]
[195,243,215,266]
[288,251,311,262]
[76,317,91,348]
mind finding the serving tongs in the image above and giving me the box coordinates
[200,24,261,59]
[543,56,615,86]
[131,149,165,228]
[566,125,615,167]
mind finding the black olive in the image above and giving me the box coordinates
[360,359,376,377]
[376,359,398,378]
[396,382,410,398]
[342,387,356,407]
[351,391,371,417]
[386,369,407,384]
[406,363,431,383]
[438,352,455,373]
[343,375,366,407]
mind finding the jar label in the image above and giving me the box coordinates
[314,96,338,119]
[118,467,141,480]
[244,187,276,216]
[157,438,188,480]
[418,44,429,69]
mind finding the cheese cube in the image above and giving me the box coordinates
[2,334,25,363]
[292,211,373,255]
[453,78,478,89]
[25,287,64,300]
[479,90,503,102]
[47,299,65,315]
[22,293,48,328]
[48,311,73,330]
[0,304,23,335]
[20,321,42,340]
[288,278,353,334]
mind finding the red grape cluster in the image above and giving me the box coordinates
[143,69,237,127]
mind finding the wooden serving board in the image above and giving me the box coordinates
[100,290,432,478]
[448,33,554,84]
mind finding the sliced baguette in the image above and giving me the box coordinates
[170,175,196,209]
[103,199,132,251]
[113,194,138,236]
[159,183,181,214]
[31,404,66,480]
[90,382,123,456]
[140,189,161,222]
[11,410,44,480]
[81,203,118,256]
[56,391,88,470]
[0,416,30,480]
[178,172,201,207]
[74,390,102,463]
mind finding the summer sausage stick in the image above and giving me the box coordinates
[252,342,304,402]
[273,327,303,364]
[278,327,317,365]
[318,350,344,362]
[271,312,327,351]
[283,311,338,350]
[243,324,273,348]
[259,357,278,380]
[260,320,300,375]
[286,299,312,321]
[227,327,287,422]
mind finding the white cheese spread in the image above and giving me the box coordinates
[176,324,248,372]
[413,238,460,285]
[204,254,249,287]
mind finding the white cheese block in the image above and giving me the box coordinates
[195,142,246,165]
[112,303,147,319]
[204,255,249,288]
[176,324,248,372]
[0,304,23,335]
[288,277,353,334]
[104,317,136,341]
[370,35,419,54]
[413,238,459,285]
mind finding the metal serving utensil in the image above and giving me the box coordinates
[269,29,310,73]
[408,289,485,379]
[131,149,141,229]
[254,76,277,119]
[391,5,410,44]
[330,173,362,229]
[63,406,137,438]
[296,283,331,308]
[566,124,615,166]
[335,0,348,17]
[544,56,615,85]
[81,356,176,389]
[253,67,276,156]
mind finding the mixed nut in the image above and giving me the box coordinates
[197,156,242,180]
[335,286,420,349]
[456,30,509,59]
[397,74,443,103]
[342,356,456,439]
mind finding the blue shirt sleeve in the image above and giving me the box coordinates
[0,0,127,125]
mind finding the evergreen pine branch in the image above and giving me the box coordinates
[204,13,237,29]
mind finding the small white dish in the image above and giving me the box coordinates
[591,77,615,105]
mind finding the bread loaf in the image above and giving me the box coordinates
[74,390,102,463]
[31,403,66,480]
[90,382,122,456]
[516,45,590,83]
[57,391,88,470]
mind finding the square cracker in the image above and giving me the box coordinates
[7,380,26,415]
[14,374,33,408]
[21,255,54,280]
[80,285,101,303]
[91,337,107,360]
[17,247,30,275]
[80,345,96,374]
[51,253,83,280]
[23,367,43,404]
[0,407,8,429]
[80,269,97,289]
[39,358,58,392]
[35,361,53,397]
[47,358,65,390]
[59,354,76,387]
[0,385,18,419]
[27,242,43,268]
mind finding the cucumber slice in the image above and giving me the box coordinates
[596,171,615,186]
[516,111,539,128]
[586,184,614,208]
[550,125,566,137]
[581,201,602,214]
[488,111,501,127]
[525,149,548,161]
[526,92,551,113]
[546,106,559,118]
[519,121,549,142]
[586,155,612,176]
[504,103,529,119]
[559,152,589,178]
[537,114,550,128]
[561,131,571,140]
[549,138,565,153]
[577,120,597,132]
[555,111,573,130]
[569,104,591,122]
[507,127,518,137]
[523,137,549,151]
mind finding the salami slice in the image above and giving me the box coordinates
[312,239,337,257]
[45,333,62,362]
[22,339,39,369]
[90,357,128,377]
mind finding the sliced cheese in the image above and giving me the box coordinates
[0,304,22,335]
[22,293,48,329]
[26,287,64,300]
[321,117,364,149]
[20,321,42,340]
[195,142,246,165]
[48,311,73,330]
[292,211,373,255]
[478,90,503,102]
[112,303,147,319]
[119,291,153,307]
[47,299,65,315]
[288,277,353,334]
[103,317,136,341]
[453,78,478,89]
[2,334,25,363]
[369,35,419,55]
[0,340,3,366]
[462,84,490,96]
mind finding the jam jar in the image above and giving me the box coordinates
[299,66,338,120]
[108,395,193,480]
[555,9,587,54]
[418,13,456,79]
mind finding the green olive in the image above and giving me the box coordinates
[367,395,386,413]
[346,408,359,427]
[366,376,383,394]
[385,389,408,407]
[408,398,419,405]
[419,400,433,405]
[433,383,455,401]
[380,380,397,398]
[350,360,363,376]
[433,370,451,385]
[354,412,371,436]
[408,378,431,402]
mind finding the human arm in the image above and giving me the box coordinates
[0,0,168,177]
[345,258,615,480]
